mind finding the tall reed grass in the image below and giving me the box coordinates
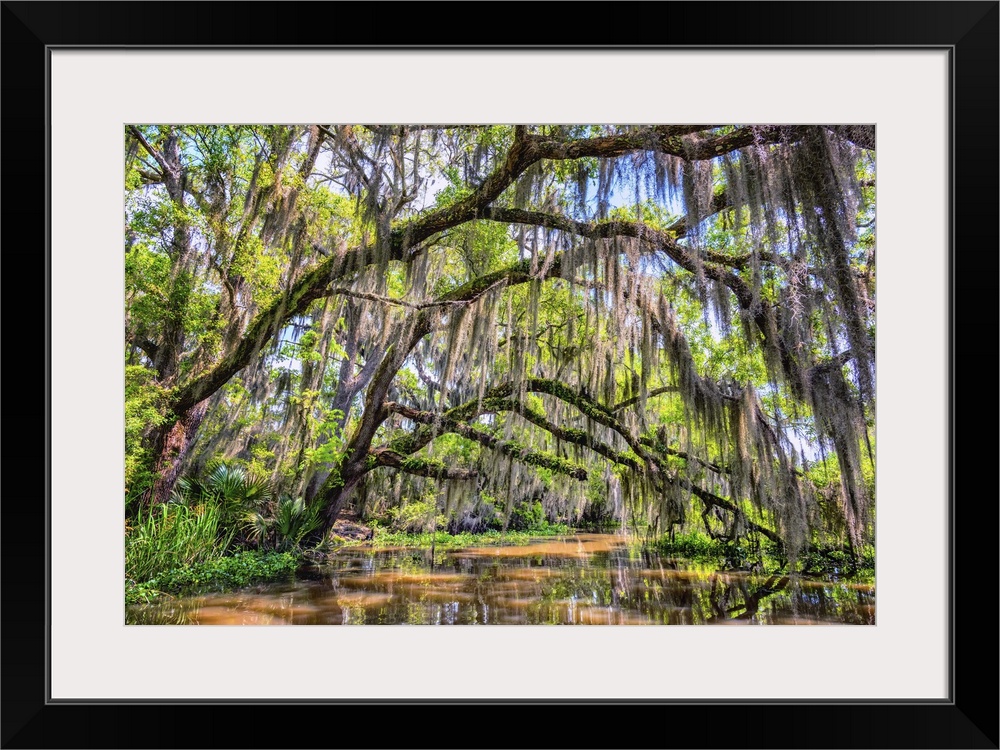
[125,502,233,584]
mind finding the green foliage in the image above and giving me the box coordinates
[652,531,872,580]
[654,531,730,561]
[170,462,327,552]
[124,365,169,498]
[386,500,448,534]
[797,545,875,579]
[606,201,679,230]
[300,190,358,247]
[181,462,273,537]
[428,432,480,465]
[434,167,474,205]
[126,551,299,603]
[246,494,325,551]
[579,473,616,530]
[123,580,163,606]
[354,527,571,550]
[300,408,346,469]
[446,220,519,282]
[505,499,571,534]
[203,461,272,505]
[274,495,319,541]
[125,502,232,585]
[124,124,877,564]
[807,447,875,498]
[653,531,784,574]
[124,244,171,330]
[509,499,545,531]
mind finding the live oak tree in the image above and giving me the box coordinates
[125,124,875,557]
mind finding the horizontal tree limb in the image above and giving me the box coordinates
[371,448,478,480]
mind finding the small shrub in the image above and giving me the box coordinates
[509,499,546,532]
[387,501,447,533]
[654,531,726,561]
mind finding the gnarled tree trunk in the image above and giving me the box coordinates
[148,402,208,506]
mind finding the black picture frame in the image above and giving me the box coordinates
[2,3,996,748]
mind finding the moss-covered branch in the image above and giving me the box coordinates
[383,402,588,481]
[528,125,809,163]
[371,449,477,480]
[172,127,807,417]
[681,479,784,548]
[384,395,783,547]
[485,397,642,472]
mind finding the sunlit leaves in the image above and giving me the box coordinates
[124,124,876,556]
[124,365,170,493]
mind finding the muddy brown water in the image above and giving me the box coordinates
[126,533,874,625]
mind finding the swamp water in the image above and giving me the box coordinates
[126,533,874,625]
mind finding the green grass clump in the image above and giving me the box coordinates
[125,502,232,585]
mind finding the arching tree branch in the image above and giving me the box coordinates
[382,395,783,548]
[382,402,589,481]
[371,448,478,480]
[169,126,828,419]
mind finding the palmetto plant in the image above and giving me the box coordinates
[168,462,273,547]
[202,462,272,513]
[167,462,324,551]
[245,494,324,552]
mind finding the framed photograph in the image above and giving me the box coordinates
[3,2,996,748]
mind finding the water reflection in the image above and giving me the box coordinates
[127,534,874,625]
